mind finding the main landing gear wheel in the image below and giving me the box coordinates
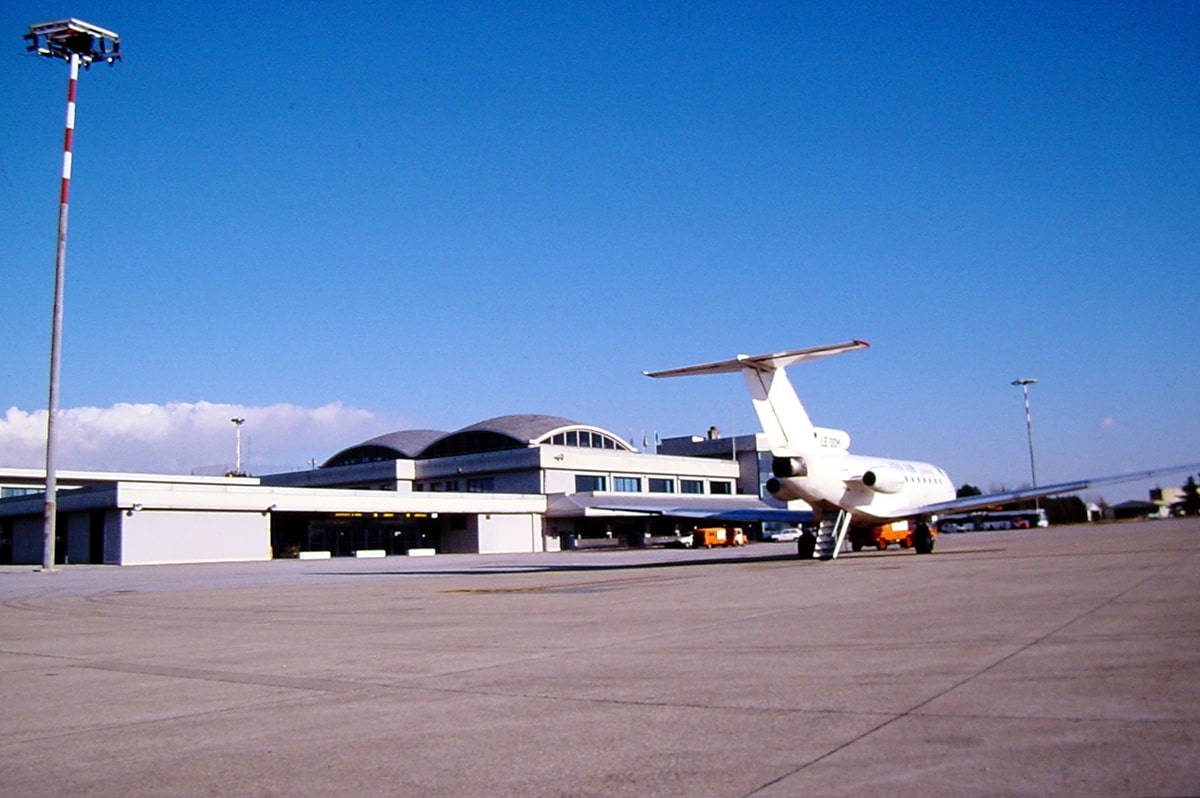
[797,531,816,560]
[913,522,935,554]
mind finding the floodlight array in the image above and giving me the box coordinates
[25,18,121,67]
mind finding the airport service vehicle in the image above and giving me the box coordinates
[848,521,919,551]
[693,527,747,548]
[646,340,1200,561]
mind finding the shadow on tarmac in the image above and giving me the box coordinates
[303,545,989,579]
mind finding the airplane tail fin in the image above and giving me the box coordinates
[644,340,869,453]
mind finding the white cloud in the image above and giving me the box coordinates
[1098,416,1117,430]
[0,402,392,474]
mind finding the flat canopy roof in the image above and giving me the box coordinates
[0,467,257,488]
[0,480,546,518]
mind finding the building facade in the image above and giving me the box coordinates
[1,415,800,565]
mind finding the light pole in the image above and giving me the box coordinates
[1011,378,1038,489]
[231,418,246,476]
[25,19,121,571]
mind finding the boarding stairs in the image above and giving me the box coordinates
[815,510,852,560]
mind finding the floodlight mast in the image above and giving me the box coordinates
[231,418,246,476]
[1011,378,1039,489]
[25,19,121,572]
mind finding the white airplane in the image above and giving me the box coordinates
[646,340,1198,560]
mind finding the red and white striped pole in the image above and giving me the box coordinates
[41,51,80,571]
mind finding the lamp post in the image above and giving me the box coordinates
[1011,378,1038,489]
[25,19,121,571]
[231,418,246,476]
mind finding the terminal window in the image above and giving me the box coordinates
[681,479,704,494]
[709,481,732,495]
[1,487,41,498]
[550,431,621,449]
[648,478,674,493]
[613,476,641,492]
[575,474,606,492]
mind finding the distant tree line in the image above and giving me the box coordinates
[1176,475,1200,516]
[956,472,1200,522]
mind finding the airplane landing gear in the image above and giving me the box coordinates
[797,529,817,559]
[913,520,935,554]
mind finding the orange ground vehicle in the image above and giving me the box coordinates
[848,520,935,551]
[693,527,747,548]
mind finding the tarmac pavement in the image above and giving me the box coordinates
[2,518,1198,797]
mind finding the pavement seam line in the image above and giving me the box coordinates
[739,551,1196,797]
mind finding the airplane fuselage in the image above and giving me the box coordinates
[768,450,956,523]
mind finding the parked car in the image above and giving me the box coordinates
[764,527,802,542]
[644,531,694,548]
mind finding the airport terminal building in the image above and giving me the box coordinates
[1,414,795,566]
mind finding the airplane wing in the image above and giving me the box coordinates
[594,505,815,523]
[915,462,1200,516]
[644,340,870,378]
[562,493,814,523]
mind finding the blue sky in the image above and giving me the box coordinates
[3,2,1197,500]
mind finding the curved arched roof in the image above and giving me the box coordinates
[323,414,635,466]
[321,429,445,468]
[459,415,584,444]
[362,429,448,456]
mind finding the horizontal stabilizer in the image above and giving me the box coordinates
[644,340,870,379]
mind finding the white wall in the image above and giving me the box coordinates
[475,514,540,554]
[119,511,270,565]
[542,522,562,552]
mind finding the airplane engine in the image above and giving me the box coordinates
[766,476,808,502]
[862,466,906,494]
[772,456,808,478]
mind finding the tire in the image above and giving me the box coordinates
[876,539,888,551]
[913,522,935,554]
[797,531,817,560]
